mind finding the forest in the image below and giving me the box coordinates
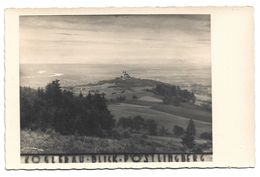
[20,80,115,136]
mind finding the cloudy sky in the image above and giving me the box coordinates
[20,15,211,66]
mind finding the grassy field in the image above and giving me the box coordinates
[72,77,212,133]
[21,129,185,154]
[21,129,212,154]
[125,99,211,123]
[108,103,211,136]
[151,103,211,123]
[75,77,212,123]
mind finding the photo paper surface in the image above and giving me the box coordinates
[5,7,254,169]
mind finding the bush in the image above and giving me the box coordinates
[158,126,169,136]
[132,95,138,100]
[106,128,132,139]
[182,119,196,149]
[116,95,126,102]
[154,83,196,104]
[109,98,115,103]
[192,142,212,153]
[117,116,158,136]
[173,125,185,137]
[145,119,158,136]
[200,132,212,140]
[162,96,181,106]
[201,103,212,112]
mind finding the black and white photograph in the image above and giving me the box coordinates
[19,14,212,161]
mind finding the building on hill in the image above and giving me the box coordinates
[120,71,131,80]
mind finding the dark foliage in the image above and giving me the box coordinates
[20,80,115,136]
[173,125,185,137]
[163,96,181,106]
[200,132,212,140]
[158,126,170,136]
[117,116,158,136]
[201,102,212,112]
[182,119,196,149]
[154,83,196,105]
[116,95,126,102]
[132,95,138,100]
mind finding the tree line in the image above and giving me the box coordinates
[20,80,115,136]
[153,83,196,105]
[117,116,202,150]
[117,116,158,136]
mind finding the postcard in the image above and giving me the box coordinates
[5,7,254,169]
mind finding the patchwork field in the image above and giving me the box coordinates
[108,103,211,136]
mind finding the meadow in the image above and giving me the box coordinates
[21,129,211,154]
[108,102,211,136]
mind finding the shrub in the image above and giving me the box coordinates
[200,132,212,140]
[117,116,158,136]
[116,95,126,102]
[182,119,196,149]
[162,96,181,106]
[109,98,115,103]
[145,119,158,136]
[201,103,212,112]
[173,125,185,137]
[132,95,138,100]
[154,83,196,104]
[192,143,212,153]
[158,126,169,136]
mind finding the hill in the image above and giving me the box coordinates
[65,73,210,110]
[20,74,212,154]
[63,73,212,135]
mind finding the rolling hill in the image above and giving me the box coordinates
[64,74,212,136]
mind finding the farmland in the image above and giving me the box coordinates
[108,103,211,136]
[21,76,212,154]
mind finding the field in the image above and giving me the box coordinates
[108,103,211,136]
[21,129,211,154]
[85,77,213,136]
[21,76,212,154]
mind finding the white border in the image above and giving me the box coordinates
[0,0,259,177]
[5,6,254,169]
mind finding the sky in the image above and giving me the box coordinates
[20,15,211,66]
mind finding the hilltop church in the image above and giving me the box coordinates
[120,71,131,80]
